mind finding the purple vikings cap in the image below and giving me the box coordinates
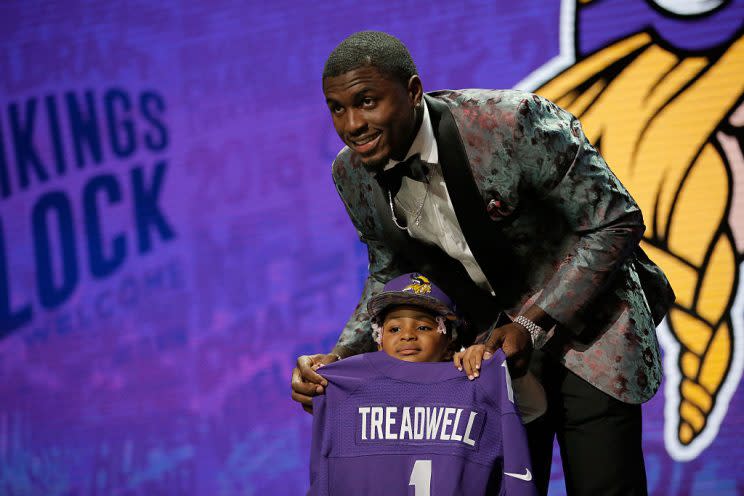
[367,273,461,324]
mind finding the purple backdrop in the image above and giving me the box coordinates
[0,1,742,494]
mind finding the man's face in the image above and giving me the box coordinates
[323,66,422,170]
[378,306,450,362]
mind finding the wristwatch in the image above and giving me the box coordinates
[515,315,549,349]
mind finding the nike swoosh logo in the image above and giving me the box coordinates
[504,468,532,481]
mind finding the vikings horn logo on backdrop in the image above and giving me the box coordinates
[519,0,744,461]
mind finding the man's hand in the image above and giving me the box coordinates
[291,353,340,414]
[485,322,532,377]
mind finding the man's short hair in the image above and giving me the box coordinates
[323,31,417,86]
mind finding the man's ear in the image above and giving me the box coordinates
[407,75,423,106]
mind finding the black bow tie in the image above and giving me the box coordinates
[377,154,430,196]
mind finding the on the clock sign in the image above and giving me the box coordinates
[0,88,176,337]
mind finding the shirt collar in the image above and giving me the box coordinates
[384,99,439,171]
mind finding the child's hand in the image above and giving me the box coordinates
[453,345,494,380]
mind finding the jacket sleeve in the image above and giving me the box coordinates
[331,160,403,357]
[512,95,645,333]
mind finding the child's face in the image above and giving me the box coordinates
[378,306,450,362]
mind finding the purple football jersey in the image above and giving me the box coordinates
[309,350,537,495]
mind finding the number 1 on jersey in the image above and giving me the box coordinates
[409,459,431,496]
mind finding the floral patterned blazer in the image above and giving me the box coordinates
[331,89,674,404]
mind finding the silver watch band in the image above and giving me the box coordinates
[515,315,549,349]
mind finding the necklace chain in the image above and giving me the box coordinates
[388,174,431,230]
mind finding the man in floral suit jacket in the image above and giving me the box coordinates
[292,31,674,496]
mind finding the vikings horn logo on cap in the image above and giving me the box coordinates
[402,275,432,295]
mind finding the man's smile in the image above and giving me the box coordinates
[349,131,382,154]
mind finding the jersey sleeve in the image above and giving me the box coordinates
[481,353,538,495]
[308,394,330,495]
[308,354,377,495]
[501,409,538,495]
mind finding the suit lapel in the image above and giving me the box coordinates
[424,94,517,297]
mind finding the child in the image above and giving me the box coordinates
[308,273,542,495]
[367,272,546,424]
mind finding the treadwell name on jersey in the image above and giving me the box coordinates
[357,405,483,447]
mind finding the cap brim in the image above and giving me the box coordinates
[368,292,457,323]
